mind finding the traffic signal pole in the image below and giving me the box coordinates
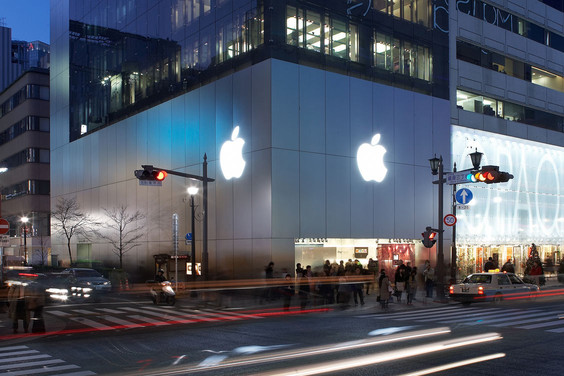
[138,156,215,280]
[436,156,445,301]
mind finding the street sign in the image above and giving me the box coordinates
[455,188,473,205]
[456,204,469,210]
[443,214,457,226]
[186,233,192,241]
[0,218,9,235]
[446,171,470,185]
[139,180,162,186]
[0,235,10,246]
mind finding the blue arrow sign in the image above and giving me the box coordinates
[186,233,192,241]
[455,188,473,205]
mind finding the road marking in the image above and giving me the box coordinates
[0,346,28,352]
[517,320,564,329]
[436,309,527,324]
[71,317,114,330]
[47,310,72,317]
[72,309,98,315]
[0,358,64,371]
[0,355,50,364]
[0,350,39,358]
[5,364,80,375]
[368,306,464,319]
[490,312,560,327]
[127,315,171,326]
[408,308,503,322]
[546,326,564,333]
[100,315,144,328]
[96,308,126,314]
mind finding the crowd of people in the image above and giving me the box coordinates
[267,259,437,311]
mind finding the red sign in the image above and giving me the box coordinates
[443,214,457,227]
[0,218,9,234]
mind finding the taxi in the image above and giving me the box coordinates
[449,272,539,305]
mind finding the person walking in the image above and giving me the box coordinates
[352,267,365,306]
[423,261,435,299]
[501,259,515,273]
[406,267,417,305]
[484,257,496,272]
[280,274,295,311]
[8,283,29,333]
[378,269,391,310]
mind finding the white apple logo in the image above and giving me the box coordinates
[357,133,387,182]
[220,126,246,179]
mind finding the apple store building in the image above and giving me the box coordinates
[50,0,455,280]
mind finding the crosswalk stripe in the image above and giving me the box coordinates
[138,306,217,322]
[47,310,72,317]
[72,309,98,315]
[100,316,143,328]
[436,309,530,324]
[371,305,465,319]
[0,346,28,352]
[71,317,114,331]
[456,310,554,325]
[0,355,51,364]
[179,308,241,321]
[55,371,97,376]
[0,350,38,358]
[186,308,263,320]
[127,315,171,326]
[546,327,564,333]
[0,358,64,371]
[4,364,80,375]
[404,308,503,321]
[96,308,126,314]
[490,312,560,327]
[517,320,564,329]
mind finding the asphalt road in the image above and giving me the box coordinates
[1,290,563,375]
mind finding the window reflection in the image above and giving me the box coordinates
[373,0,431,27]
[69,2,264,141]
[374,32,431,81]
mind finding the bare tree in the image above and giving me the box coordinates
[96,205,145,269]
[51,197,94,266]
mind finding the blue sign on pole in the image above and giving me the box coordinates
[186,233,192,241]
[455,188,473,205]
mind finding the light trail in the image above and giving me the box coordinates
[398,353,506,376]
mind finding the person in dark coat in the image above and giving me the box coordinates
[280,274,295,311]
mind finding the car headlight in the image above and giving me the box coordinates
[85,281,92,285]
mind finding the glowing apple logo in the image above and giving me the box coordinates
[220,126,246,180]
[357,133,387,182]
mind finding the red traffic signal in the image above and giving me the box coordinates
[134,166,168,181]
[470,166,513,184]
[422,226,437,248]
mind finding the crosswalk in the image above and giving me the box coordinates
[45,305,266,333]
[0,345,95,375]
[358,305,564,333]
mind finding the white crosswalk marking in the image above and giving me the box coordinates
[71,317,113,331]
[0,345,96,376]
[126,315,171,326]
[100,315,143,328]
[360,305,564,333]
[47,310,72,317]
[96,308,126,314]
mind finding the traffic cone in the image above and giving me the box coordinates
[125,279,130,290]
[119,281,123,291]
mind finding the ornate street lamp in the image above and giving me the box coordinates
[469,149,483,170]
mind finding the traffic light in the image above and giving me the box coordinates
[466,165,513,184]
[422,226,437,248]
[134,166,168,181]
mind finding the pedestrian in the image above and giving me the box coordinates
[366,258,378,295]
[406,267,417,305]
[295,263,304,279]
[27,280,46,333]
[8,283,29,333]
[423,260,435,299]
[378,269,391,310]
[484,257,495,272]
[394,264,407,303]
[280,274,295,311]
[528,260,544,286]
[352,267,365,306]
[501,259,515,273]
[263,262,275,302]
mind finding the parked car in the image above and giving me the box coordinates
[449,272,539,305]
[45,268,112,302]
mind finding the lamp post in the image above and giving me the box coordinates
[21,216,29,266]
[187,186,198,281]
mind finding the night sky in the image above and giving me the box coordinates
[0,0,50,43]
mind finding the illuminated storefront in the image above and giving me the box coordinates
[452,126,563,276]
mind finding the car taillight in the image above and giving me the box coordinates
[478,286,484,295]
[449,285,454,294]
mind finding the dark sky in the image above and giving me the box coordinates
[0,0,50,43]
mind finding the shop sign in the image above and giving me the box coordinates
[354,247,368,258]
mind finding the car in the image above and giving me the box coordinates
[449,272,539,305]
[44,268,112,302]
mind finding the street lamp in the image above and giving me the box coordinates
[21,216,29,266]
[187,186,198,281]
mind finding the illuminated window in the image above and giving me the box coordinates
[305,11,322,52]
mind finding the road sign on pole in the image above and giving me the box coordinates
[0,218,9,235]
[455,188,473,205]
[443,214,457,226]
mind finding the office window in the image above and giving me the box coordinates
[375,32,392,71]
[305,11,322,52]
[330,19,347,58]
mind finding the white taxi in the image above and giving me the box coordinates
[449,272,539,305]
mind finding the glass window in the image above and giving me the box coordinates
[463,274,492,283]
[373,0,391,14]
[286,6,300,47]
[375,32,392,71]
[392,38,401,73]
[508,274,524,284]
[349,24,359,62]
[330,19,347,59]
[497,275,511,285]
[416,45,430,81]
[402,41,413,76]
[416,0,430,27]
[305,11,322,52]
